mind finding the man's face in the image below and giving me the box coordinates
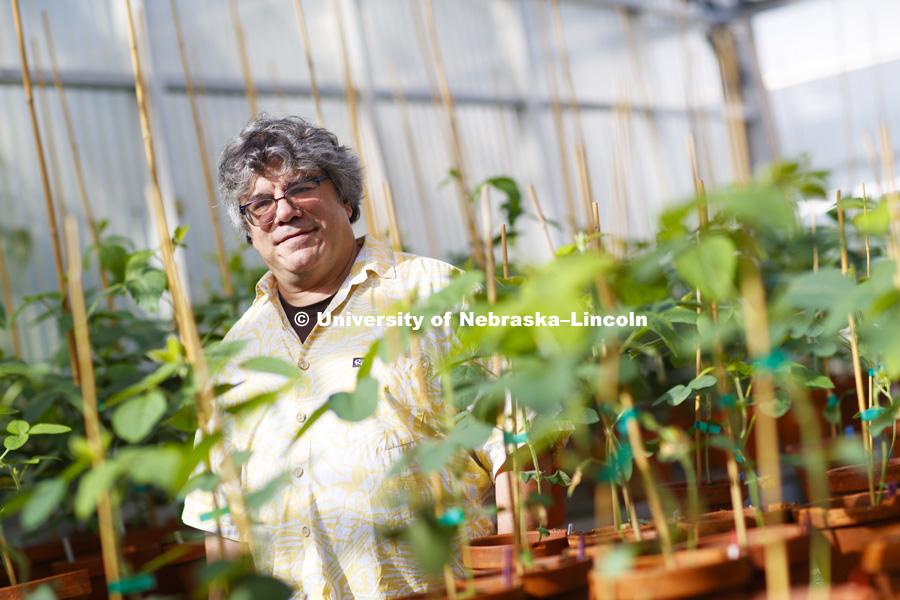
[244,168,356,285]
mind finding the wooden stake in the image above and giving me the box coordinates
[532,0,577,233]
[481,186,496,305]
[421,0,484,267]
[334,0,379,239]
[11,0,79,383]
[389,68,439,258]
[41,13,114,312]
[229,0,258,116]
[836,191,849,275]
[64,216,123,600]
[863,183,871,277]
[124,0,253,554]
[291,0,324,126]
[169,0,234,297]
[383,182,403,253]
[527,185,555,260]
[500,224,509,279]
[0,236,21,358]
[574,143,595,237]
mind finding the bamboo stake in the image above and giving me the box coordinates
[31,40,67,233]
[64,216,123,600]
[711,28,751,184]
[740,260,790,597]
[383,182,403,253]
[527,185,555,260]
[481,187,496,305]
[863,183,871,277]
[863,132,883,198]
[41,13,114,312]
[836,191,849,275]
[11,0,80,383]
[693,179,706,485]
[229,0,258,116]
[0,524,16,586]
[389,68,439,257]
[877,125,900,284]
[123,0,253,556]
[574,143,595,238]
[334,0,379,239]
[0,236,21,358]
[421,0,484,267]
[500,225,509,279]
[532,0,577,233]
[290,0,324,126]
[169,0,234,297]
[548,0,583,146]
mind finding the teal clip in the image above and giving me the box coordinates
[200,507,230,522]
[437,506,465,527]
[133,485,151,493]
[97,402,106,411]
[869,368,875,377]
[720,394,735,408]
[616,409,637,435]
[694,421,722,435]
[503,432,528,445]
[827,395,839,408]
[108,574,156,594]
[860,408,884,422]
[753,350,787,373]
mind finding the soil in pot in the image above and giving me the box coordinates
[567,523,658,548]
[466,531,568,573]
[521,555,591,599]
[0,569,91,600]
[657,478,746,512]
[588,546,752,600]
[677,503,797,538]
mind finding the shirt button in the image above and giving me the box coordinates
[297,413,307,424]
[293,467,304,478]
[299,359,310,370]
[301,525,311,537]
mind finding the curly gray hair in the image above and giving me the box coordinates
[218,115,363,241]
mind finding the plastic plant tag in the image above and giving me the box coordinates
[200,507,230,522]
[845,426,855,439]
[503,546,513,588]
[616,409,637,435]
[860,408,884,422]
[577,534,585,561]
[889,482,898,499]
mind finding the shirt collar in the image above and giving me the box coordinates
[254,234,397,303]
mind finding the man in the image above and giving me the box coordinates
[182,116,540,599]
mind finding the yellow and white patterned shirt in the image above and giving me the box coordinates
[182,236,507,599]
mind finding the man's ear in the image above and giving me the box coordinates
[343,200,353,221]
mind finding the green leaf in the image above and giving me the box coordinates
[173,224,190,245]
[674,236,736,302]
[130,446,184,491]
[105,361,179,408]
[124,269,167,312]
[112,391,168,443]
[687,374,718,395]
[241,357,304,380]
[654,384,692,407]
[99,245,128,283]
[853,200,890,235]
[230,575,293,600]
[22,479,66,530]
[0,301,6,329]
[7,420,29,435]
[28,423,72,435]
[401,513,457,574]
[3,434,28,450]
[758,389,792,418]
[328,377,378,422]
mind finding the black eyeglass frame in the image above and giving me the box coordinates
[239,174,331,227]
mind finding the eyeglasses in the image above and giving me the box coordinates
[239,174,330,227]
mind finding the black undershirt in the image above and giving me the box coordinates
[279,292,336,344]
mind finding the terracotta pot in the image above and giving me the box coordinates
[0,569,91,600]
[0,534,103,583]
[465,531,568,572]
[796,490,900,582]
[567,523,657,548]
[860,534,900,597]
[827,458,900,495]
[785,437,849,503]
[719,582,873,600]
[677,503,798,538]
[588,546,752,600]
[398,575,525,600]
[657,478,745,512]
[521,555,590,599]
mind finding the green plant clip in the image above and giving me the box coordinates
[108,574,156,594]
[860,408,884,422]
[868,367,874,377]
[752,350,787,373]
[503,432,527,444]
[827,395,839,407]
[200,507,230,522]
[719,394,735,408]
[133,485,151,493]
[693,421,721,435]
[616,409,637,435]
[436,506,465,527]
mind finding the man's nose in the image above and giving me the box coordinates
[273,196,301,223]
